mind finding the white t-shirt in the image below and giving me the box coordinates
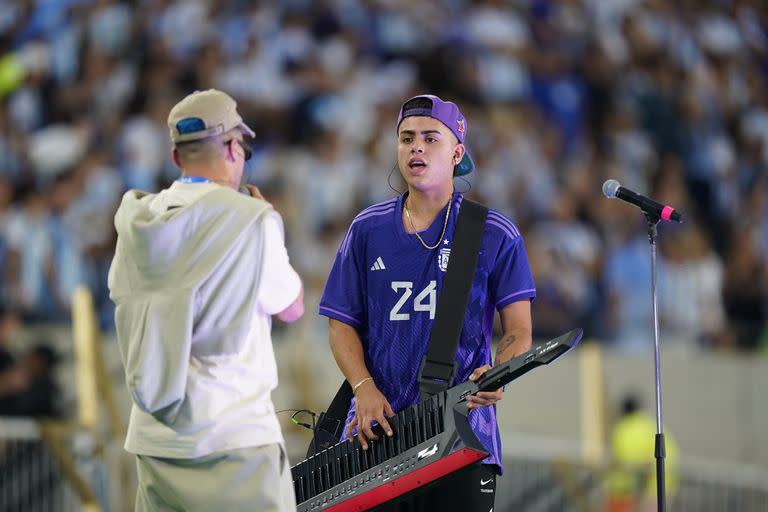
[124,181,301,457]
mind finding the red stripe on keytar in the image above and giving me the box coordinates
[323,448,487,512]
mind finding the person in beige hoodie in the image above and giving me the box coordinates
[108,89,304,512]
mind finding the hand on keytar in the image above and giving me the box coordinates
[466,365,503,409]
[346,383,395,450]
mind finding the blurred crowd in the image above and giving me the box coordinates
[0,307,60,417]
[0,0,766,353]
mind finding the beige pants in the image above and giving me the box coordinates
[135,443,296,511]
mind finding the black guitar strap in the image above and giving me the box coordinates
[418,198,488,398]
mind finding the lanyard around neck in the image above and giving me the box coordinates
[177,176,213,184]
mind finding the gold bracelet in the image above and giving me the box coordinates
[352,377,373,395]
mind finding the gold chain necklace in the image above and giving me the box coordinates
[404,195,452,250]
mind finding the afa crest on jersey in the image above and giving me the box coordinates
[438,247,451,272]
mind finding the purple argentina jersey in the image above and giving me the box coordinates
[319,191,536,471]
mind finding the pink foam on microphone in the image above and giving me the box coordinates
[661,205,675,221]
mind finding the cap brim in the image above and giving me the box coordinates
[454,152,474,177]
[239,122,255,139]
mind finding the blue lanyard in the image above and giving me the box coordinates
[177,176,213,184]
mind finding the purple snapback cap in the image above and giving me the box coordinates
[396,94,475,176]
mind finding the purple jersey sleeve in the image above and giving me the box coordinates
[490,231,536,310]
[319,223,365,328]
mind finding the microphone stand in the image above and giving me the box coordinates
[645,212,666,512]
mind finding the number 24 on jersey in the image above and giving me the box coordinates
[389,281,436,321]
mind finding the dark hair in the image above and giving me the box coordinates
[31,345,60,367]
[621,394,640,416]
[402,97,434,112]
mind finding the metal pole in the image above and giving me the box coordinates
[647,216,666,512]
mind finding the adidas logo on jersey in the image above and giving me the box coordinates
[370,257,386,271]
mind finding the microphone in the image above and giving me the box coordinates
[602,179,682,223]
